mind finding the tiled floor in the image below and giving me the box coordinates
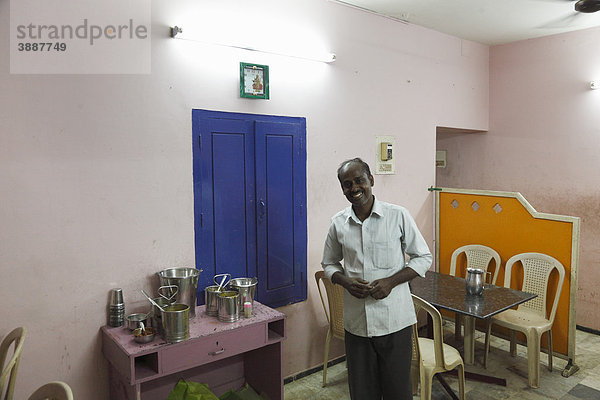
[284,323,600,399]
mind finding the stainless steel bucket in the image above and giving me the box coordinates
[217,291,240,322]
[161,303,189,343]
[157,267,201,319]
[229,277,257,315]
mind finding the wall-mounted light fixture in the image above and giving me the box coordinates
[169,25,336,63]
[171,26,182,38]
[590,81,599,90]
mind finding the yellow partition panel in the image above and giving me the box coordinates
[435,188,579,363]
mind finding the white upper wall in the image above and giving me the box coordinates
[0,0,488,398]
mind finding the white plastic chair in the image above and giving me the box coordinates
[28,381,73,400]
[449,244,501,364]
[412,294,465,400]
[449,244,501,284]
[484,252,565,388]
[1,327,26,400]
[315,271,345,387]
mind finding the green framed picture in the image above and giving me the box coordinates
[240,62,269,99]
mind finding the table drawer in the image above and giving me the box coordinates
[161,323,266,373]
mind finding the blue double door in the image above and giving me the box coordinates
[192,110,307,308]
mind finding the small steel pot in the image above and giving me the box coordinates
[126,313,148,331]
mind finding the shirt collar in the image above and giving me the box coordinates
[345,196,384,223]
[371,196,384,217]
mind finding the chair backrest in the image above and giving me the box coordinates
[503,252,565,323]
[315,271,345,340]
[0,327,26,400]
[449,244,502,284]
[411,294,447,369]
[28,381,73,400]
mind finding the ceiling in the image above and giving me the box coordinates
[333,0,600,45]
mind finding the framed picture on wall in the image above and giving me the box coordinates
[240,62,269,99]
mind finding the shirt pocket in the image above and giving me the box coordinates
[372,240,392,269]
[372,230,402,269]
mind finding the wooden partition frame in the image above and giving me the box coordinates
[435,188,579,367]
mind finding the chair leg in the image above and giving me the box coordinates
[322,330,332,387]
[411,364,419,395]
[420,370,433,400]
[483,320,492,369]
[526,330,541,389]
[510,330,517,357]
[457,364,466,400]
[454,314,462,342]
[547,330,553,372]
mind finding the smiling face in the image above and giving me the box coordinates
[338,161,375,211]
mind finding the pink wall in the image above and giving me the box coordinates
[437,27,600,330]
[0,0,488,398]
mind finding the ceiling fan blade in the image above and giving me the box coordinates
[575,0,600,12]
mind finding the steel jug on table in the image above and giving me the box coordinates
[465,268,491,296]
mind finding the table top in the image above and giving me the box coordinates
[102,301,286,356]
[410,270,537,319]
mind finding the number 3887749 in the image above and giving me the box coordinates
[17,42,67,51]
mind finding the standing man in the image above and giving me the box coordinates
[321,157,432,400]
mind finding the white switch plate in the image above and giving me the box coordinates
[436,150,447,168]
[375,135,395,175]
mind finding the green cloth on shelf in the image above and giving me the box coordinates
[166,379,219,400]
[234,383,265,400]
[218,389,243,400]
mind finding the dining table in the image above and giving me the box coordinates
[410,270,537,387]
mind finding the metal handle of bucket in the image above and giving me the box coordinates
[213,273,231,291]
[158,285,179,302]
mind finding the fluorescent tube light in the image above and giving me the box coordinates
[170,26,336,63]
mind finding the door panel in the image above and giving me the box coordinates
[212,133,252,278]
[255,120,307,307]
[194,117,256,298]
[265,134,295,287]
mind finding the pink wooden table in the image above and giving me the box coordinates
[102,302,286,400]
